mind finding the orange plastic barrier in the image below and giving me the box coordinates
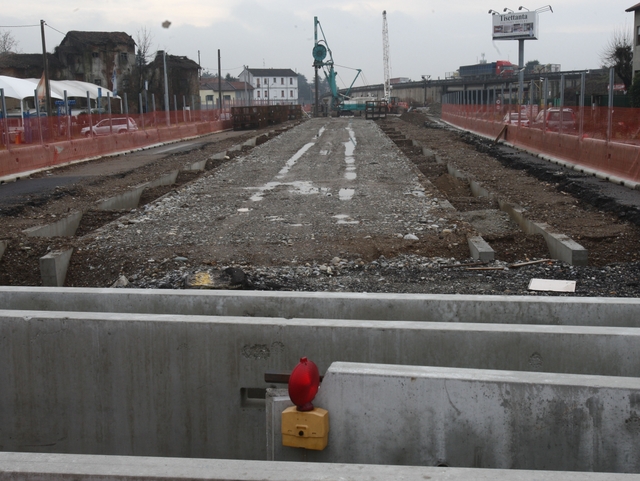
[0,113,232,180]
[442,104,640,184]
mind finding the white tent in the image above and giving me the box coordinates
[0,75,63,102]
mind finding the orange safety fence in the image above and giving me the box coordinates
[0,109,234,179]
[442,104,640,185]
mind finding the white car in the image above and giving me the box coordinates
[81,117,138,136]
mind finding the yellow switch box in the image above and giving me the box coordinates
[281,406,329,450]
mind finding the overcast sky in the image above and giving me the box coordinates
[2,1,634,88]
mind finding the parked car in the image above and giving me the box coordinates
[532,108,576,132]
[81,117,138,136]
[502,112,529,127]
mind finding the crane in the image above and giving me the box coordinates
[382,10,391,103]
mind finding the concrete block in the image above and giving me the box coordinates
[184,159,208,171]
[210,151,227,160]
[23,211,84,238]
[39,248,74,286]
[534,222,589,266]
[145,170,179,189]
[0,239,7,260]
[468,236,494,261]
[2,288,640,327]
[269,362,640,473]
[0,452,630,481]
[97,185,146,211]
[422,146,437,161]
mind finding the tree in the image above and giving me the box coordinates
[0,30,19,54]
[524,60,540,74]
[601,27,633,91]
[224,73,238,82]
[125,27,155,113]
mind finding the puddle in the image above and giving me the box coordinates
[333,214,359,225]
[345,172,357,180]
[338,188,355,201]
[277,142,315,178]
[249,181,320,201]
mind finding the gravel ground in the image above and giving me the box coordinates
[2,110,640,297]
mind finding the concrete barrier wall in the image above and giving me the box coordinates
[0,120,229,181]
[442,110,640,184]
[1,309,639,460]
[0,452,634,481]
[1,287,639,327]
[268,362,640,473]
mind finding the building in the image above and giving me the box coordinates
[627,3,640,78]
[199,78,253,108]
[54,31,136,92]
[0,53,62,79]
[146,52,201,111]
[238,68,298,104]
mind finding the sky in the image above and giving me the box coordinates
[1,1,635,89]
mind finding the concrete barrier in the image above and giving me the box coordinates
[442,111,640,184]
[1,309,639,460]
[268,362,640,473]
[0,240,8,261]
[0,452,632,480]
[96,184,147,211]
[39,249,74,286]
[1,287,639,326]
[22,211,84,238]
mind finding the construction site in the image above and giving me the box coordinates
[1,6,640,480]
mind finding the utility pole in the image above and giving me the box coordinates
[163,51,170,126]
[40,20,52,117]
[217,49,222,113]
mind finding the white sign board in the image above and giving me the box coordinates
[492,11,538,41]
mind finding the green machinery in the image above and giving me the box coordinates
[312,17,364,115]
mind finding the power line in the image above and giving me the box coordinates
[45,23,67,37]
[0,24,40,28]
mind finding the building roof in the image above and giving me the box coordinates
[247,68,298,77]
[626,3,640,11]
[199,78,253,92]
[152,52,200,70]
[60,31,136,48]
[0,52,62,71]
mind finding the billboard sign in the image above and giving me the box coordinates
[492,11,538,40]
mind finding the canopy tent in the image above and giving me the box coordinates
[0,75,62,102]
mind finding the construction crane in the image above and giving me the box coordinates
[382,10,391,103]
[312,16,362,115]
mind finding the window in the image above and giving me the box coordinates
[281,90,285,97]
[256,91,260,98]
[289,78,293,85]
[120,52,128,62]
[257,79,260,87]
[264,78,268,84]
[290,90,293,97]
[92,52,99,58]
[281,78,284,85]
[122,79,129,88]
[637,25,640,46]
[206,94,214,101]
[264,90,268,97]
[94,79,101,86]
[273,77,276,83]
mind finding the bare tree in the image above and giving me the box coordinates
[125,27,156,112]
[601,27,633,90]
[0,30,19,54]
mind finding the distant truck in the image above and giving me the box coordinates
[458,61,516,78]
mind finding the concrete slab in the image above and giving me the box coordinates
[22,211,84,238]
[1,287,639,326]
[0,452,634,481]
[39,248,74,286]
[269,362,640,473]
[145,170,179,189]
